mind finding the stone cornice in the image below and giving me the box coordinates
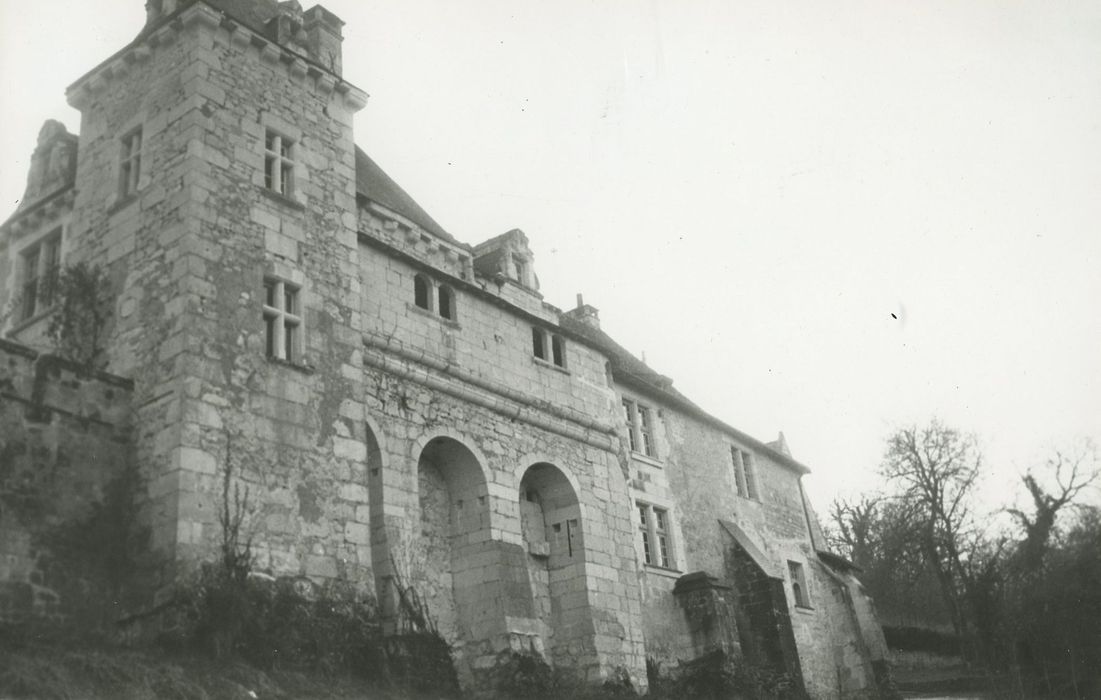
[67,2,367,112]
[0,187,75,239]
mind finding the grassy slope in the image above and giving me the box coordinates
[0,645,445,700]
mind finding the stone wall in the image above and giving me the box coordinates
[0,339,136,628]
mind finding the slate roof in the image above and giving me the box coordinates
[560,314,813,475]
[354,147,456,244]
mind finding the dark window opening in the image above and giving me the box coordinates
[414,274,431,310]
[438,285,454,320]
[551,334,566,367]
[532,327,546,360]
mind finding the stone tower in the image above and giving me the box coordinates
[63,0,368,592]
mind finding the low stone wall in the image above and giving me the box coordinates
[0,338,136,628]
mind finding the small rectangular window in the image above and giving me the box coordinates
[119,128,143,197]
[744,451,759,500]
[551,334,566,368]
[788,561,810,608]
[264,130,296,196]
[638,406,654,457]
[731,448,760,501]
[18,232,62,321]
[623,400,638,452]
[263,277,302,363]
[624,399,657,458]
[532,326,547,360]
[637,501,676,570]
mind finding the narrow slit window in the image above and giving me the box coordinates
[638,406,654,457]
[623,400,638,452]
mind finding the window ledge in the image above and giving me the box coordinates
[407,302,461,328]
[259,187,306,211]
[794,605,815,614]
[532,356,569,374]
[8,307,55,335]
[630,452,663,468]
[266,356,315,374]
[644,564,683,579]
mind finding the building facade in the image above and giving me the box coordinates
[0,1,888,696]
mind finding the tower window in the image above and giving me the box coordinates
[119,128,143,197]
[264,130,296,197]
[263,277,302,363]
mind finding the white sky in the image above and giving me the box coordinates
[2,0,1099,515]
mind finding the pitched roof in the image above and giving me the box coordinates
[560,314,812,475]
[354,147,457,244]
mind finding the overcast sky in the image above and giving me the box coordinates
[2,0,1099,516]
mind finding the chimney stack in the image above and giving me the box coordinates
[565,293,601,330]
[304,5,345,76]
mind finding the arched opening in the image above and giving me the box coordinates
[438,284,455,320]
[413,436,491,642]
[414,273,432,310]
[519,463,585,663]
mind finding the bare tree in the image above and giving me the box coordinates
[1007,441,1099,572]
[880,420,981,641]
[828,495,881,569]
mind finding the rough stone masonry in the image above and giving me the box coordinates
[0,1,890,696]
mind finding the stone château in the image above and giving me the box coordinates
[0,0,889,696]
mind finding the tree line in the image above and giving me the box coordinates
[827,420,1100,698]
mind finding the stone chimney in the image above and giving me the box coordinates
[304,5,345,76]
[565,293,601,330]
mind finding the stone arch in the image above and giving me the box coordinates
[518,461,591,665]
[409,432,493,644]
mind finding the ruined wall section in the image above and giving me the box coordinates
[0,340,136,627]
